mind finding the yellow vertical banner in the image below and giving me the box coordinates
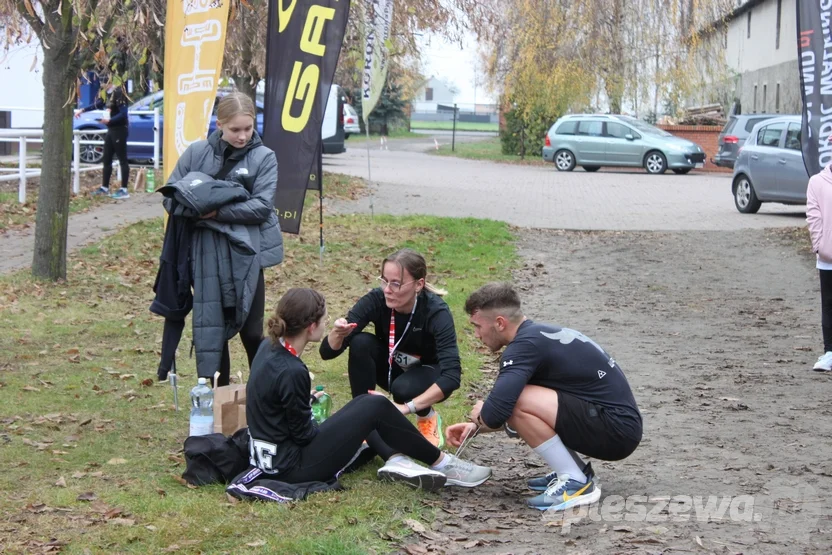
[163,0,232,182]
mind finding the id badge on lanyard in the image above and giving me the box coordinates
[388,297,417,389]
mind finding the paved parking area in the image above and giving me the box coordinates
[326,147,807,231]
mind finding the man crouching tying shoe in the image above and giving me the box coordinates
[445,283,642,512]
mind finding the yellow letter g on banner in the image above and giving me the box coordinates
[282,62,320,133]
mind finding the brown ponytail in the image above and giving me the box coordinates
[267,288,327,344]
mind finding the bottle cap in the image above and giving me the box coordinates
[315,385,324,391]
[198,378,207,385]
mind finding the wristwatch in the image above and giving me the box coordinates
[406,400,418,414]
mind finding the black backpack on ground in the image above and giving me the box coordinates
[182,427,251,486]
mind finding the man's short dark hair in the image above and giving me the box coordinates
[464,282,522,319]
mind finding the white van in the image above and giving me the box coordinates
[321,84,346,154]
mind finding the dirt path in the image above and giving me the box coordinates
[403,228,831,554]
[0,192,159,275]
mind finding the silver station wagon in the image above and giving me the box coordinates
[542,114,706,174]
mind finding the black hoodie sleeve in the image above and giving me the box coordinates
[79,97,106,113]
[426,304,462,396]
[319,289,384,359]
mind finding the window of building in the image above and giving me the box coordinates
[747,11,752,39]
[776,0,782,49]
[425,88,433,101]
[753,85,758,113]
[775,83,780,113]
[762,85,767,112]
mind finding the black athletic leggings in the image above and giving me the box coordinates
[347,332,442,417]
[278,394,441,483]
[217,270,265,386]
[821,270,832,352]
[102,126,129,190]
[347,332,445,461]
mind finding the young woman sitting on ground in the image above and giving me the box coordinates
[238,288,491,493]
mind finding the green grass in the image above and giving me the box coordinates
[0,174,516,554]
[410,120,498,132]
[432,137,549,166]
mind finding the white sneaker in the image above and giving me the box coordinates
[813,351,832,372]
[377,456,446,492]
[434,453,492,487]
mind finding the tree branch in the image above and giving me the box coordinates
[15,0,44,37]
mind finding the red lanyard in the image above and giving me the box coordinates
[281,339,299,357]
[387,298,417,387]
[388,311,396,365]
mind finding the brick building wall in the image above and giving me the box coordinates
[658,124,730,173]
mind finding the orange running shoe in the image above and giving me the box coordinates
[416,411,444,449]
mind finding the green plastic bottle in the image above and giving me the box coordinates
[145,168,156,193]
[311,385,331,424]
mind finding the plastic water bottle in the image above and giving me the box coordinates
[145,168,156,193]
[189,378,214,436]
[311,385,331,424]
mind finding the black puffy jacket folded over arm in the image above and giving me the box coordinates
[214,151,278,225]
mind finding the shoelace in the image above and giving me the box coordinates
[544,474,571,497]
[449,457,474,474]
[538,470,557,482]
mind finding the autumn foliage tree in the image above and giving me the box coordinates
[0,0,171,280]
[224,0,268,102]
[0,0,122,279]
[480,0,735,147]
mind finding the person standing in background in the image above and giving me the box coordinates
[806,160,832,371]
[75,86,131,199]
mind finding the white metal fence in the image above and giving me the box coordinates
[0,108,160,203]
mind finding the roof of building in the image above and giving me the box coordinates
[724,0,767,23]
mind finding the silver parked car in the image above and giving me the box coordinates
[542,114,706,174]
[713,114,777,169]
[344,103,360,138]
[732,115,808,214]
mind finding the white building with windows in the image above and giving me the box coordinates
[411,76,456,113]
[0,37,44,128]
[705,0,801,115]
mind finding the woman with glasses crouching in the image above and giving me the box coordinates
[320,249,461,457]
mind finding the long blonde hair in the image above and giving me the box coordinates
[382,248,448,296]
[216,92,256,126]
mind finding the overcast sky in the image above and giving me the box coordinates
[418,32,496,106]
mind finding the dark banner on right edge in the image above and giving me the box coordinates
[796,0,832,177]
[263,0,350,233]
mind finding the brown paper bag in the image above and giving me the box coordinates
[133,167,146,193]
[213,384,247,435]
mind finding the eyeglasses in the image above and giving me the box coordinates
[378,277,417,292]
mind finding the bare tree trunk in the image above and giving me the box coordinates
[32,28,77,280]
[235,73,258,103]
[604,0,626,114]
